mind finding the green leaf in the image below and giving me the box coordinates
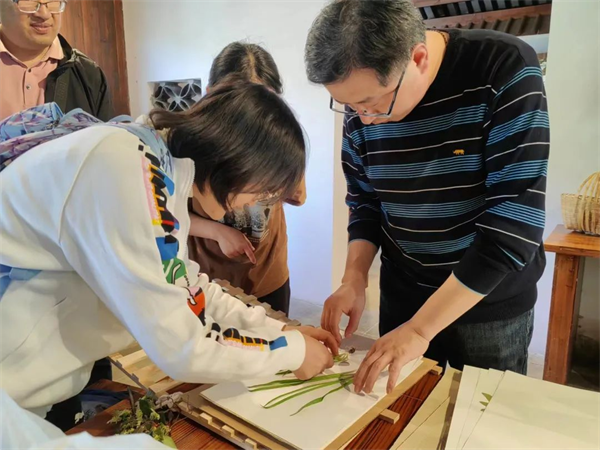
[276,370,292,376]
[249,371,355,392]
[291,378,353,416]
[482,393,493,402]
[161,436,177,448]
[263,379,343,409]
[138,398,154,417]
[333,353,349,364]
[479,401,489,407]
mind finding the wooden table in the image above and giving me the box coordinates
[68,371,441,449]
[543,224,600,384]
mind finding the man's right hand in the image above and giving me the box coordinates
[293,335,334,380]
[215,225,257,264]
[321,280,366,346]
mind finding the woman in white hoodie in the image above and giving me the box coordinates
[0,80,335,418]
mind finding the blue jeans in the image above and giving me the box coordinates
[379,290,534,374]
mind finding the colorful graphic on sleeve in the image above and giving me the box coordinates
[140,145,208,324]
[205,322,288,352]
[186,286,206,323]
[140,144,286,352]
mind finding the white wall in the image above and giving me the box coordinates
[533,0,600,356]
[123,0,337,304]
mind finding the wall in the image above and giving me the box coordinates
[533,0,600,356]
[60,0,129,115]
[123,0,336,304]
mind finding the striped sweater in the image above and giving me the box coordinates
[343,29,549,323]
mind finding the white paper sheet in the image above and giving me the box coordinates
[457,369,504,448]
[444,366,485,450]
[463,371,600,449]
[201,334,421,449]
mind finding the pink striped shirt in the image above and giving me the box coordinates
[0,36,64,120]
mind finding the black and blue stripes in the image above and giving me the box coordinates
[343,29,549,304]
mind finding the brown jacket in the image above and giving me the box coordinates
[188,179,306,298]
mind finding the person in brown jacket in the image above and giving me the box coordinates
[188,42,306,315]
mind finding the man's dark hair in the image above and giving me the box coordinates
[150,80,305,208]
[305,0,426,86]
[209,42,283,94]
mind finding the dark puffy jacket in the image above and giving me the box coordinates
[44,35,113,121]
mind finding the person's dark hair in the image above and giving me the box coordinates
[150,79,304,209]
[209,42,283,94]
[305,0,426,86]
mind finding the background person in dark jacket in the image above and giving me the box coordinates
[0,0,113,430]
[0,0,112,121]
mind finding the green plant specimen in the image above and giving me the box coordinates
[108,390,177,448]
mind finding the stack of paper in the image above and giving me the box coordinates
[447,367,600,450]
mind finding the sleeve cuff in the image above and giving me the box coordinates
[453,248,509,296]
[280,330,306,372]
[348,220,381,248]
[265,316,286,330]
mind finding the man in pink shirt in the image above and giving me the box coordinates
[0,0,113,121]
[0,0,114,430]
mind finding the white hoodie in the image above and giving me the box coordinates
[0,125,305,415]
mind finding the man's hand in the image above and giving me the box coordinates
[284,325,339,356]
[353,321,429,394]
[321,281,366,345]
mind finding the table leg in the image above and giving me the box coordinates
[543,254,582,384]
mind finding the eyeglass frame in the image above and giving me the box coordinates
[12,0,67,14]
[329,68,407,119]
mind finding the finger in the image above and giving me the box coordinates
[320,306,329,331]
[324,349,334,369]
[322,300,343,345]
[345,308,362,339]
[363,354,393,394]
[353,348,382,393]
[243,235,256,251]
[244,245,257,264]
[386,358,405,394]
[327,306,344,346]
[310,328,339,356]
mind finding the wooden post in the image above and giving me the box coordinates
[543,254,581,384]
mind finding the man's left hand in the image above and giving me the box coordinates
[353,321,430,394]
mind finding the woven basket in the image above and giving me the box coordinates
[561,172,600,236]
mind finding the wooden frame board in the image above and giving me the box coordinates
[179,358,436,450]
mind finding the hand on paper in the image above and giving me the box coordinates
[284,325,339,356]
[321,281,366,345]
[215,225,257,264]
[353,321,429,395]
[293,334,335,380]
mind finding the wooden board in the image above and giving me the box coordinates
[424,4,552,30]
[189,356,435,450]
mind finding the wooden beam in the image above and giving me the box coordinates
[424,3,552,29]
[413,0,467,7]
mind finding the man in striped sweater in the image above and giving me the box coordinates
[306,0,549,394]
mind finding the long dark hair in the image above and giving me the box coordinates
[209,42,283,94]
[150,80,305,209]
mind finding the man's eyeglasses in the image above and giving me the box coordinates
[329,69,406,119]
[13,0,67,14]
